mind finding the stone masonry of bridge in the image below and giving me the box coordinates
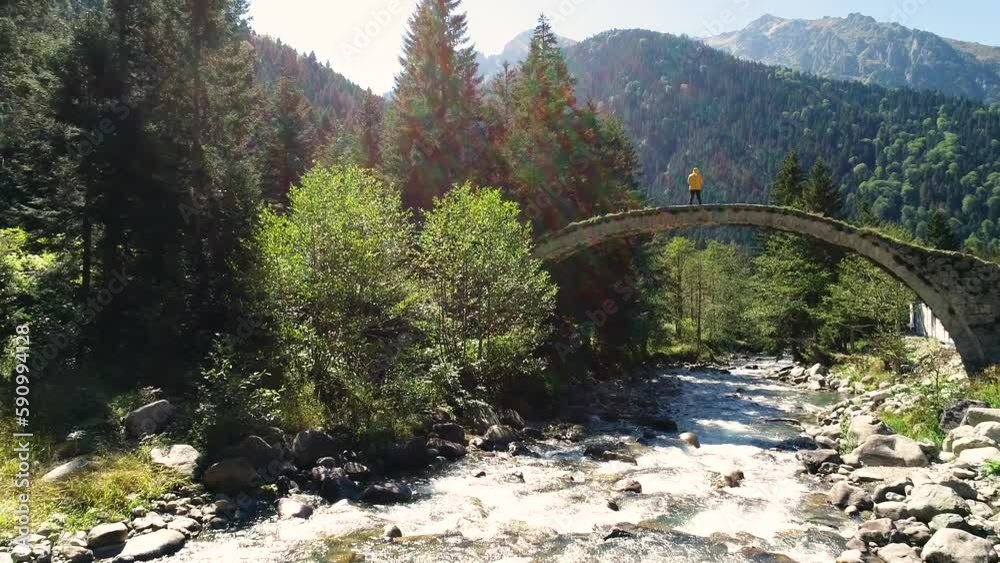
[532,205,1000,373]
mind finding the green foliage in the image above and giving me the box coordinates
[983,459,1000,477]
[190,342,281,450]
[802,159,843,218]
[925,209,959,250]
[880,409,946,447]
[253,165,423,435]
[417,184,557,398]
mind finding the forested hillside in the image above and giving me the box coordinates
[564,29,1000,259]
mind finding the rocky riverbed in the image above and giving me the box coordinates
[10,357,1000,563]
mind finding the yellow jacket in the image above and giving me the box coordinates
[688,168,703,192]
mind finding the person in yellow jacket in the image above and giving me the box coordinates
[688,167,704,205]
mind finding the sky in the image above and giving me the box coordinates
[248,0,1000,93]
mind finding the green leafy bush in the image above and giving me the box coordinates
[252,166,426,435]
[417,184,557,399]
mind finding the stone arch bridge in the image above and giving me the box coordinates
[532,205,1000,374]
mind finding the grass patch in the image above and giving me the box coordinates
[983,459,1000,477]
[833,354,894,392]
[968,366,1000,408]
[0,421,188,541]
[838,417,859,455]
[880,409,946,447]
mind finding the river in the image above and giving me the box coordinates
[162,360,853,562]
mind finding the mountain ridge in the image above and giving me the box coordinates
[705,13,1000,103]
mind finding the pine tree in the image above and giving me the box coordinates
[385,0,484,210]
[354,88,382,169]
[770,151,804,208]
[925,209,958,250]
[261,76,316,207]
[802,159,843,218]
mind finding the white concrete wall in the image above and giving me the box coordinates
[910,302,954,346]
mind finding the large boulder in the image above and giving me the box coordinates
[797,449,842,473]
[828,481,874,510]
[856,518,894,546]
[87,522,129,549]
[848,415,891,444]
[921,528,998,563]
[950,435,998,456]
[481,425,517,451]
[112,529,185,562]
[940,400,988,432]
[975,421,1000,443]
[42,457,94,482]
[202,458,260,493]
[902,484,970,522]
[425,438,465,460]
[124,400,176,437]
[960,408,1000,427]
[291,430,339,467]
[878,543,921,562]
[464,402,502,434]
[431,423,465,445]
[956,447,1000,466]
[360,482,413,505]
[224,435,282,468]
[852,434,929,467]
[149,444,199,477]
[943,426,976,453]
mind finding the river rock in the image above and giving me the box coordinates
[921,528,998,563]
[43,457,94,482]
[849,415,891,443]
[123,400,175,437]
[974,421,1000,443]
[857,518,895,546]
[132,512,166,533]
[956,446,1000,466]
[360,482,413,505]
[950,435,998,456]
[828,482,873,510]
[481,425,517,451]
[852,434,929,467]
[722,467,745,488]
[87,522,129,549]
[961,408,1000,427]
[902,484,970,522]
[940,400,988,432]
[202,458,260,493]
[149,444,199,477]
[678,432,700,448]
[225,435,281,468]
[465,402,502,433]
[277,498,313,520]
[877,543,920,562]
[431,423,465,444]
[897,520,932,546]
[383,524,402,539]
[166,516,201,536]
[53,544,94,563]
[426,437,466,460]
[507,441,540,458]
[943,426,976,453]
[291,430,339,467]
[112,529,185,562]
[936,478,977,500]
[876,501,907,520]
[929,513,968,533]
[500,409,526,430]
[797,449,843,473]
[613,479,642,494]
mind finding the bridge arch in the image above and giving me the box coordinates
[532,205,1000,373]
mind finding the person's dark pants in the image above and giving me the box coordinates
[689,191,702,205]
